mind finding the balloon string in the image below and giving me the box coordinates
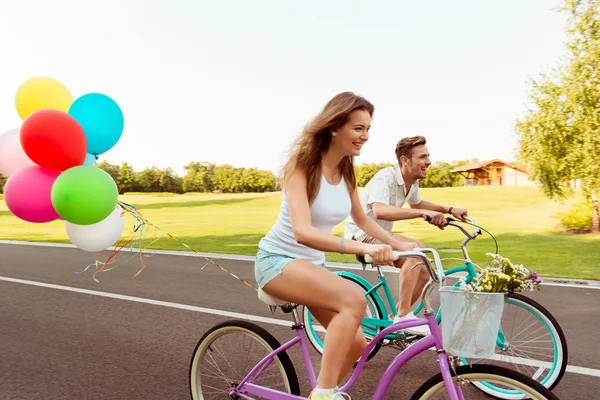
[77,201,256,291]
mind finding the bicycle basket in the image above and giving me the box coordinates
[439,286,504,358]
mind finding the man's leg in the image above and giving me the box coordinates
[357,234,431,336]
[390,234,425,314]
[390,234,430,335]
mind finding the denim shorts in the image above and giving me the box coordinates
[254,249,326,289]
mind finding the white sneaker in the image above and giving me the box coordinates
[393,312,431,336]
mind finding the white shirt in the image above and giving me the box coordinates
[259,175,352,265]
[344,165,421,242]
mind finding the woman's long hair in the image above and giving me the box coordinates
[282,92,375,204]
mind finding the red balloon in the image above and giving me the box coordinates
[20,109,87,171]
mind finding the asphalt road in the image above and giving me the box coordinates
[0,242,598,399]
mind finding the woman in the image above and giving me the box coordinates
[255,92,410,400]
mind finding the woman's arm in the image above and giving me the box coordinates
[286,169,393,264]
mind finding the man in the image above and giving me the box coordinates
[345,135,468,336]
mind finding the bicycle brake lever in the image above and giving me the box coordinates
[356,255,368,269]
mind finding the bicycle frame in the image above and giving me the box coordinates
[234,297,462,400]
[345,217,483,340]
[338,261,477,340]
[339,217,510,350]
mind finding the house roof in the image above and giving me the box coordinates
[450,159,528,174]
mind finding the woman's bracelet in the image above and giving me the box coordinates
[339,237,345,254]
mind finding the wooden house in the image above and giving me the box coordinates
[450,159,534,186]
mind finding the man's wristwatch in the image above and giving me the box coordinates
[448,206,453,214]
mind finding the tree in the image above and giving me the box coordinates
[157,167,183,193]
[0,173,6,194]
[355,163,394,187]
[182,162,216,192]
[134,166,162,192]
[420,161,463,188]
[515,0,600,232]
[214,164,240,193]
[117,162,135,193]
[96,161,121,183]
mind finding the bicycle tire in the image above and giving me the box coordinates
[189,319,300,399]
[506,293,568,390]
[467,292,568,398]
[419,270,568,394]
[410,364,559,400]
[302,273,385,362]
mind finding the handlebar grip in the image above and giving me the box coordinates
[363,251,405,264]
[424,215,455,225]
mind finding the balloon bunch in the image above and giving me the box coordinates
[0,76,126,252]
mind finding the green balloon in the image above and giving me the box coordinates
[51,166,118,225]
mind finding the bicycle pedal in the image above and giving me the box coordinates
[391,340,407,350]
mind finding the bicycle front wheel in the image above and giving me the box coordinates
[189,320,300,400]
[462,292,567,398]
[411,364,559,400]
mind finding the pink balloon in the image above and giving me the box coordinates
[0,128,36,177]
[4,166,61,223]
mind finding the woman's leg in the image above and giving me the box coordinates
[309,308,367,384]
[262,260,367,389]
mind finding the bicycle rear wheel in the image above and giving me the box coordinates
[189,320,300,399]
[410,364,559,400]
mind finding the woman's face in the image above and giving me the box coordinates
[332,109,371,157]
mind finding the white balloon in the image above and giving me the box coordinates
[65,206,126,252]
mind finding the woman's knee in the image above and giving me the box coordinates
[339,285,367,319]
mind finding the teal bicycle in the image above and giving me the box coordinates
[303,217,568,399]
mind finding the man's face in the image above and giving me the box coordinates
[404,144,431,180]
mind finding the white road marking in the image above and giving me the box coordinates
[1,275,599,378]
[1,240,598,289]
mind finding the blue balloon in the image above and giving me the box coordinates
[83,153,98,166]
[69,93,124,155]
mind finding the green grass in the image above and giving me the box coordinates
[1,187,598,280]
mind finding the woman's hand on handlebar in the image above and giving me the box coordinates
[363,243,395,266]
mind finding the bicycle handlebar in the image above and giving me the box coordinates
[357,217,483,287]
[424,215,480,238]
[360,249,445,284]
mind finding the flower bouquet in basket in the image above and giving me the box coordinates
[458,253,542,294]
[441,254,542,358]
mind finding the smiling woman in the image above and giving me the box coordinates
[251,91,419,400]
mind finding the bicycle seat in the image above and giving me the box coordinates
[257,287,287,306]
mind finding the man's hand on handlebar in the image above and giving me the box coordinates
[422,210,447,229]
[449,207,469,222]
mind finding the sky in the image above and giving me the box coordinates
[0,0,569,176]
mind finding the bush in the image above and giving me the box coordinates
[558,200,592,232]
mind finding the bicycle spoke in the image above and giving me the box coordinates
[191,324,296,399]
[205,349,233,382]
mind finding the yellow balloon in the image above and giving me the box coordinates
[14,77,74,120]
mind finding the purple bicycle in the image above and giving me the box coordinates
[189,249,559,399]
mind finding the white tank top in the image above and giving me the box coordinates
[259,174,352,265]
